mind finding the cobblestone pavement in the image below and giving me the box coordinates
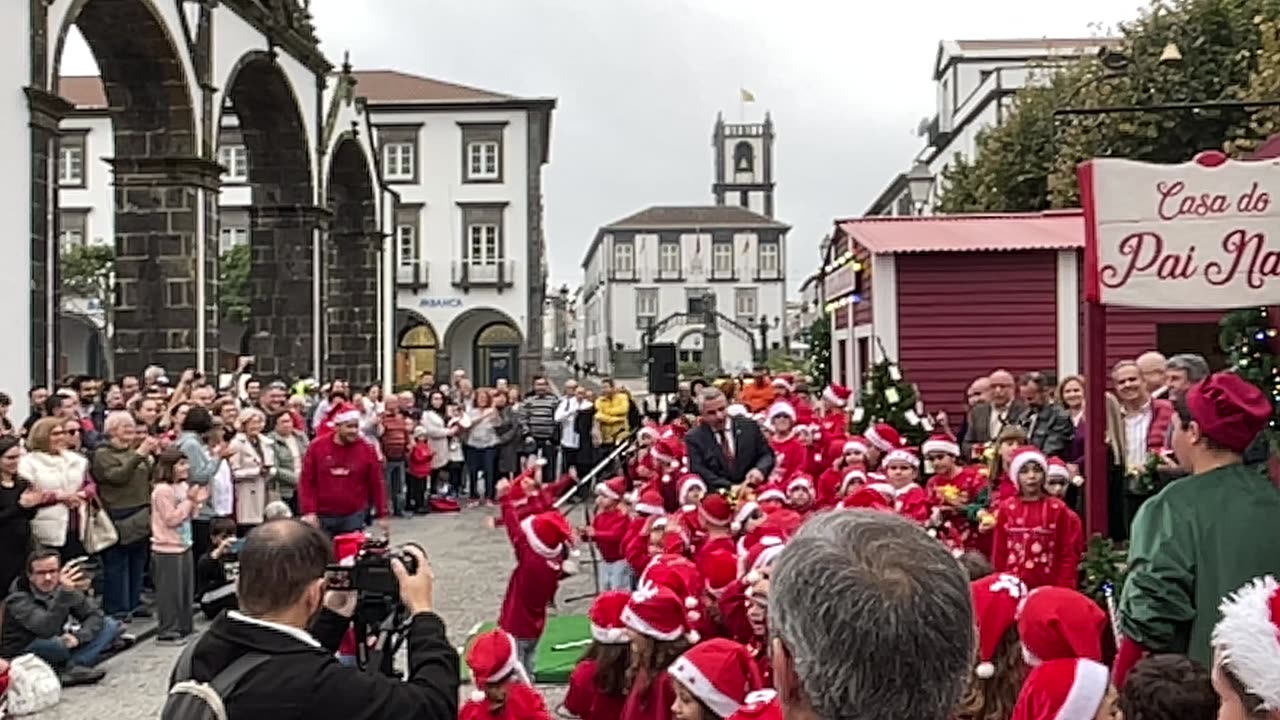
[45,506,596,718]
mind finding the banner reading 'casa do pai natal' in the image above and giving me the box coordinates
[1079,152,1280,309]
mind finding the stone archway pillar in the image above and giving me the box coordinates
[109,155,221,376]
[26,87,74,387]
[249,204,328,380]
[324,229,380,385]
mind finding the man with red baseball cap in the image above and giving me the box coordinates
[1115,372,1280,686]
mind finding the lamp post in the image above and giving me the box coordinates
[756,315,780,365]
[906,161,935,215]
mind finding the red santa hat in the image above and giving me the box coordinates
[842,437,869,455]
[921,432,961,457]
[755,484,787,505]
[700,549,738,597]
[740,535,786,583]
[971,573,1029,679]
[823,384,853,408]
[699,494,733,528]
[595,475,627,501]
[634,489,666,517]
[1186,372,1274,453]
[1011,658,1111,720]
[1045,457,1076,485]
[588,590,631,645]
[646,556,704,611]
[840,484,894,512]
[678,473,707,501]
[622,580,698,642]
[1016,586,1106,666]
[1008,445,1048,486]
[1211,575,1280,711]
[328,402,362,427]
[841,468,867,494]
[771,374,795,392]
[785,474,814,495]
[731,500,760,534]
[766,401,796,425]
[865,423,903,452]
[520,511,572,559]
[637,424,661,443]
[883,447,920,468]
[465,628,531,698]
[669,638,764,719]
[728,690,783,720]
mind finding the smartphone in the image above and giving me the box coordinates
[65,556,90,572]
[324,567,352,590]
[229,538,246,554]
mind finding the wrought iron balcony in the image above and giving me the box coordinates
[451,259,515,293]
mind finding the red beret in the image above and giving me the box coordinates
[1185,372,1272,453]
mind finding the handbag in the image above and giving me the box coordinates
[80,498,120,554]
[2,653,61,715]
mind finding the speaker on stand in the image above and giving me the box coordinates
[647,342,678,395]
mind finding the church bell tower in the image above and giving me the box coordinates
[712,111,775,218]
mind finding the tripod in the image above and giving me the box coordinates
[353,597,412,678]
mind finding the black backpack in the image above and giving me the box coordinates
[161,642,270,720]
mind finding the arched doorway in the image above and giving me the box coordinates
[58,313,107,378]
[221,52,316,381]
[441,308,525,388]
[325,135,379,385]
[51,0,202,377]
[396,321,439,387]
[475,323,521,388]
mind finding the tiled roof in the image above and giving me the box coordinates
[58,76,106,108]
[836,211,1083,254]
[953,38,1110,51]
[603,205,787,229]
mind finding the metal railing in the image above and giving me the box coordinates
[451,259,515,289]
[395,259,430,287]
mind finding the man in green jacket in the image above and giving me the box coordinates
[1115,372,1280,685]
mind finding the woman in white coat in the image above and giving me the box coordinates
[227,408,275,531]
[21,416,91,556]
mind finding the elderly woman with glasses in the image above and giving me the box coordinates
[20,416,93,558]
[91,411,159,620]
[228,407,275,533]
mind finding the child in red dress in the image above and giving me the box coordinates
[957,573,1031,720]
[693,494,737,563]
[991,447,1084,590]
[620,582,696,720]
[498,510,574,673]
[566,591,632,720]
[923,433,982,552]
[582,476,632,591]
[785,474,816,515]
[623,490,667,577]
[882,448,929,524]
[765,402,807,485]
[669,638,765,719]
[460,628,551,720]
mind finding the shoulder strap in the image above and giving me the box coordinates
[209,653,271,694]
[172,640,200,684]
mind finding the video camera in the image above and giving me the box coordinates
[326,536,425,677]
[325,537,420,599]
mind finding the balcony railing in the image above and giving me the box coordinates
[451,259,516,292]
[396,259,431,289]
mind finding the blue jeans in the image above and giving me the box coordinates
[26,617,124,669]
[101,538,149,618]
[463,445,498,500]
[515,637,538,675]
[384,459,406,516]
[598,559,634,592]
[319,511,366,538]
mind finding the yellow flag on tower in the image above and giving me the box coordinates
[740,88,756,103]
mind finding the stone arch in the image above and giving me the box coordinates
[49,0,206,378]
[325,134,379,385]
[442,308,524,388]
[220,50,317,381]
[394,309,439,386]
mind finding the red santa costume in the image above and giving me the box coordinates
[565,591,630,720]
[882,448,929,524]
[694,495,737,564]
[588,477,631,573]
[1012,658,1111,720]
[623,490,667,576]
[460,628,550,720]
[620,582,698,720]
[499,511,573,647]
[727,690,783,720]
[668,638,765,719]
[839,482,896,512]
[765,402,807,484]
[642,555,717,641]
[971,573,1029,679]
[754,483,788,514]
[1016,586,1107,666]
[922,433,982,552]
[801,425,829,478]
[817,384,853,439]
[816,437,868,507]
[864,422,905,467]
[785,474,816,514]
[991,447,1084,590]
[1210,576,1280,712]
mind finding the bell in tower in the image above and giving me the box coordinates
[733,141,755,174]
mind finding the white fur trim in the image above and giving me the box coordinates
[1071,474,1086,487]
[883,449,919,468]
[842,469,866,492]
[332,409,361,425]
[669,655,744,718]
[680,476,707,501]
[786,476,813,494]
[476,633,527,688]
[635,501,665,516]
[922,438,960,457]
[1046,464,1071,481]
[727,404,748,417]
[744,689,777,705]
[1009,450,1048,486]
[590,623,629,645]
[865,425,893,451]
[535,457,549,467]
[766,402,796,421]
[638,426,660,439]
[731,501,759,533]
[596,483,620,501]
[753,544,785,572]
[684,596,700,610]
[1021,643,1043,667]
[520,515,561,559]
[975,662,995,679]
[1212,575,1280,710]
[471,690,486,703]
[866,482,896,500]
[843,439,868,455]
[757,487,786,503]
[1059,659,1110,720]
[621,604,683,641]
[823,386,846,407]
[771,377,792,391]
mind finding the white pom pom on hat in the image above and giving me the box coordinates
[471,690,486,703]
[975,662,995,679]
[1072,474,1085,487]
[685,596,700,610]
[745,570,761,585]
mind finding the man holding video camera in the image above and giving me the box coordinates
[169,519,458,719]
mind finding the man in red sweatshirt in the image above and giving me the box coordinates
[299,408,390,537]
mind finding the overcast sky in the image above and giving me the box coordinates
[62,0,1139,294]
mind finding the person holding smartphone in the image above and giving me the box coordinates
[197,517,241,619]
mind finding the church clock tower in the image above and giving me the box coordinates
[712,111,776,218]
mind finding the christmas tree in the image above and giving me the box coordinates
[851,355,930,446]
[1219,307,1280,441]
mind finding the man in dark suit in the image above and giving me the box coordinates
[685,388,775,491]
[961,369,1029,458]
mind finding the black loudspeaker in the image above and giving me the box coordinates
[647,343,678,394]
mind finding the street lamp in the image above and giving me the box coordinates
[906,161,935,215]
[756,315,780,365]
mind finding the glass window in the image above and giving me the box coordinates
[712,241,734,275]
[758,242,780,276]
[383,142,415,181]
[58,144,84,186]
[659,242,680,275]
[735,288,757,318]
[613,242,634,274]
[636,288,658,317]
[467,224,500,263]
[218,144,248,182]
[218,226,247,254]
[397,224,416,265]
[467,141,499,180]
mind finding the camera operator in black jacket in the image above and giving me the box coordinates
[169,519,458,720]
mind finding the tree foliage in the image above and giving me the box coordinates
[936,0,1280,213]
[61,244,115,302]
[853,357,930,447]
[803,315,832,386]
[219,243,251,324]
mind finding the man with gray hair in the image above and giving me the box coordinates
[685,386,774,491]
[1165,353,1210,400]
[769,511,973,720]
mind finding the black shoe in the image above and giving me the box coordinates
[60,665,106,687]
[156,632,189,646]
[129,607,153,620]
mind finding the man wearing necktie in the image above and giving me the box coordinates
[685,388,775,492]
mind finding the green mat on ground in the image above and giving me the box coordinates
[460,614,590,685]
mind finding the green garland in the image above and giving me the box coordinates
[1219,307,1280,443]
[1079,535,1127,607]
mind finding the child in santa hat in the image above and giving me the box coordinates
[799,425,828,479]
[1209,575,1280,720]
[785,474,816,515]
[816,436,865,507]
[864,422,904,469]
[956,573,1031,720]
[882,447,930,524]
[753,484,788,513]
[965,425,1029,559]
[499,510,576,672]
[582,476,634,591]
[742,560,774,687]
[566,591,632,720]
[620,581,699,720]
[461,628,552,720]
[923,432,982,552]
[699,548,739,637]
[673,474,709,546]
[765,402,807,484]
[991,447,1084,590]
[1011,658,1117,720]
[838,482,895,513]
[694,494,737,563]
[833,466,867,506]
[643,555,719,641]
[816,384,853,439]
[1017,586,1107,667]
[669,638,766,719]
[624,490,668,578]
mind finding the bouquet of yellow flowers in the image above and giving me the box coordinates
[939,484,965,506]
[977,508,997,532]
